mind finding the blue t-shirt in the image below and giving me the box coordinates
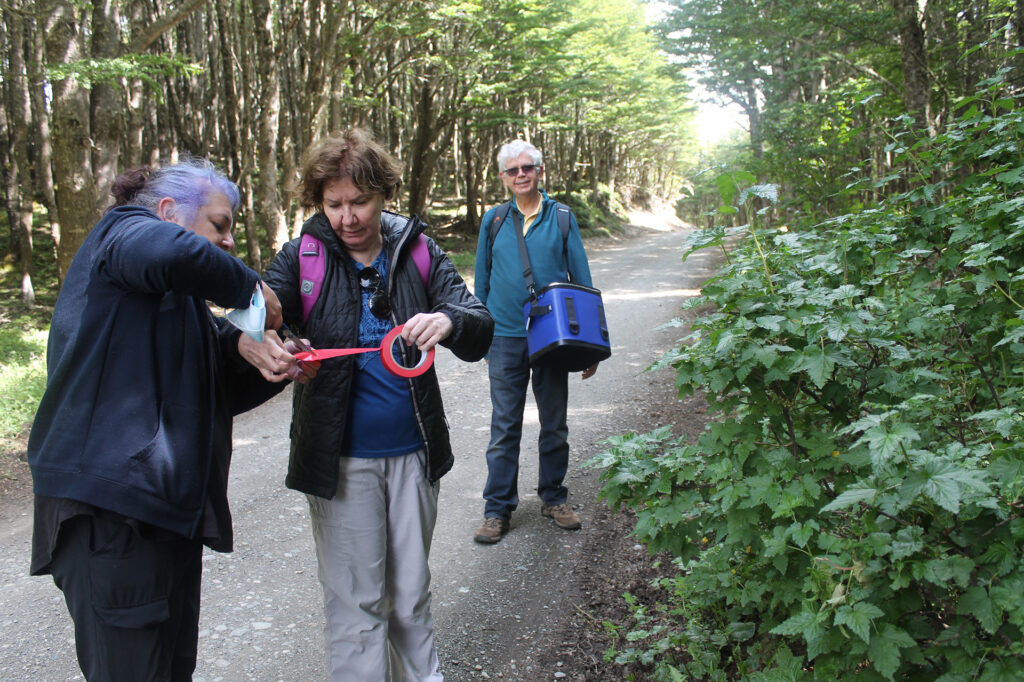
[343,250,424,458]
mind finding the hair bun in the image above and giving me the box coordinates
[110,167,153,206]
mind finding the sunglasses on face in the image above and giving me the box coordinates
[502,164,539,177]
[359,266,391,319]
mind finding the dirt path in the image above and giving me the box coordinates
[0,210,717,681]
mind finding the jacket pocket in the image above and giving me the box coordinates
[124,401,206,511]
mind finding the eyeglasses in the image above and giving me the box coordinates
[502,164,540,177]
[359,266,391,319]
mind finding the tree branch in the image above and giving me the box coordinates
[128,0,207,53]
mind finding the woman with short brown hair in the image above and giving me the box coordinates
[264,129,493,681]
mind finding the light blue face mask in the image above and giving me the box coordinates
[225,285,266,342]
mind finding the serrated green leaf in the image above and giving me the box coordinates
[834,602,884,643]
[980,658,1024,682]
[868,632,901,680]
[923,556,975,588]
[956,586,1001,634]
[861,423,919,470]
[920,459,965,513]
[796,347,834,388]
[789,520,817,547]
[751,344,780,368]
[770,610,816,636]
[988,454,1024,497]
[738,183,780,206]
[824,319,850,342]
[891,526,924,560]
[755,315,786,332]
[868,625,916,680]
[821,485,876,512]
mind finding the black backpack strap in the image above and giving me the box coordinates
[486,201,514,275]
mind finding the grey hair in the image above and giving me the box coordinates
[112,157,240,225]
[496,140,543,172]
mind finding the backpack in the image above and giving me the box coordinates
[297,232,431,325]
[486,201,573,280]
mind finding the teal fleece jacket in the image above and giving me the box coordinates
[474,190,593,337]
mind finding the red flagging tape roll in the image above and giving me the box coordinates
[293,324,435,378]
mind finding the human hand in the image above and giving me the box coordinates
[238,329,300,383]
[283,338,320,384]
[581,363,599,380]
[400,312,453,352]
[261,282,283,330]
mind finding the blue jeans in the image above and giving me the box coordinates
[483,336,570,519]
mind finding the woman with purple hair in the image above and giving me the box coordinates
[27,158,314,681]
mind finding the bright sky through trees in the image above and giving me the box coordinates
[695,97,745,144]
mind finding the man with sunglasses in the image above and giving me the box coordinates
[473,140,599,544]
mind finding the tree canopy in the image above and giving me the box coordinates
[0,0,694,302]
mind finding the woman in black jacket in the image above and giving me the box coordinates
[263,129,493,681]
[29,159,311,681]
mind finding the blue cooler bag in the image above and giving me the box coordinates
[524,282,611,372]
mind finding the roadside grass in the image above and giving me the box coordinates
[0,317,48,456]
[0,212,58,459]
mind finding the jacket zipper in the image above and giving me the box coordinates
[387,215,433,482]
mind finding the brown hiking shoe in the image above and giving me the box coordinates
[473,517,510,544]
[541,503,581,530]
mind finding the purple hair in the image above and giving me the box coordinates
[112,158,240,224]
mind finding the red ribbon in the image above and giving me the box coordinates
[293,325,434,378]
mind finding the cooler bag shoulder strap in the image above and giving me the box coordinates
[554,201,573,282]
[510,208,538,300]
[298,234,326,325]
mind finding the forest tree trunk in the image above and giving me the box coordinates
[407,80,437,220]
[90,0,122,214]
[252,0,287,260]
[28,11,60,278]
[460,122,479,235]
[4,4,36,304]
[892,0,932,134]
[43,0,98,281]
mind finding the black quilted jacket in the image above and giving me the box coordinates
[262,210,493,497]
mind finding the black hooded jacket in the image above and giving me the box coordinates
[262,210,493,498]
[28,205,283,545]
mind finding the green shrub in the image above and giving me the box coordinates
[559,184,628,235]
[588,74,1024,680]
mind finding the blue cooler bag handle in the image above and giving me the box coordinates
[564,295,580,335]
[527,302,552,330]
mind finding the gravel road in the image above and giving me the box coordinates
[0,210,716,681]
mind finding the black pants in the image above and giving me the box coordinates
[49,514,204,682]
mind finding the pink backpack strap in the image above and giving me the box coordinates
[411,233,430,289]
[298,234,325,325]
[298,232,429,326]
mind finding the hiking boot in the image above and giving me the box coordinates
[542,503,581,530]
[473,517,510,544]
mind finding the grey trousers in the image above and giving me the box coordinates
[307,451,443,682]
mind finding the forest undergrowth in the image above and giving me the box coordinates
[587,73,1024,680]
